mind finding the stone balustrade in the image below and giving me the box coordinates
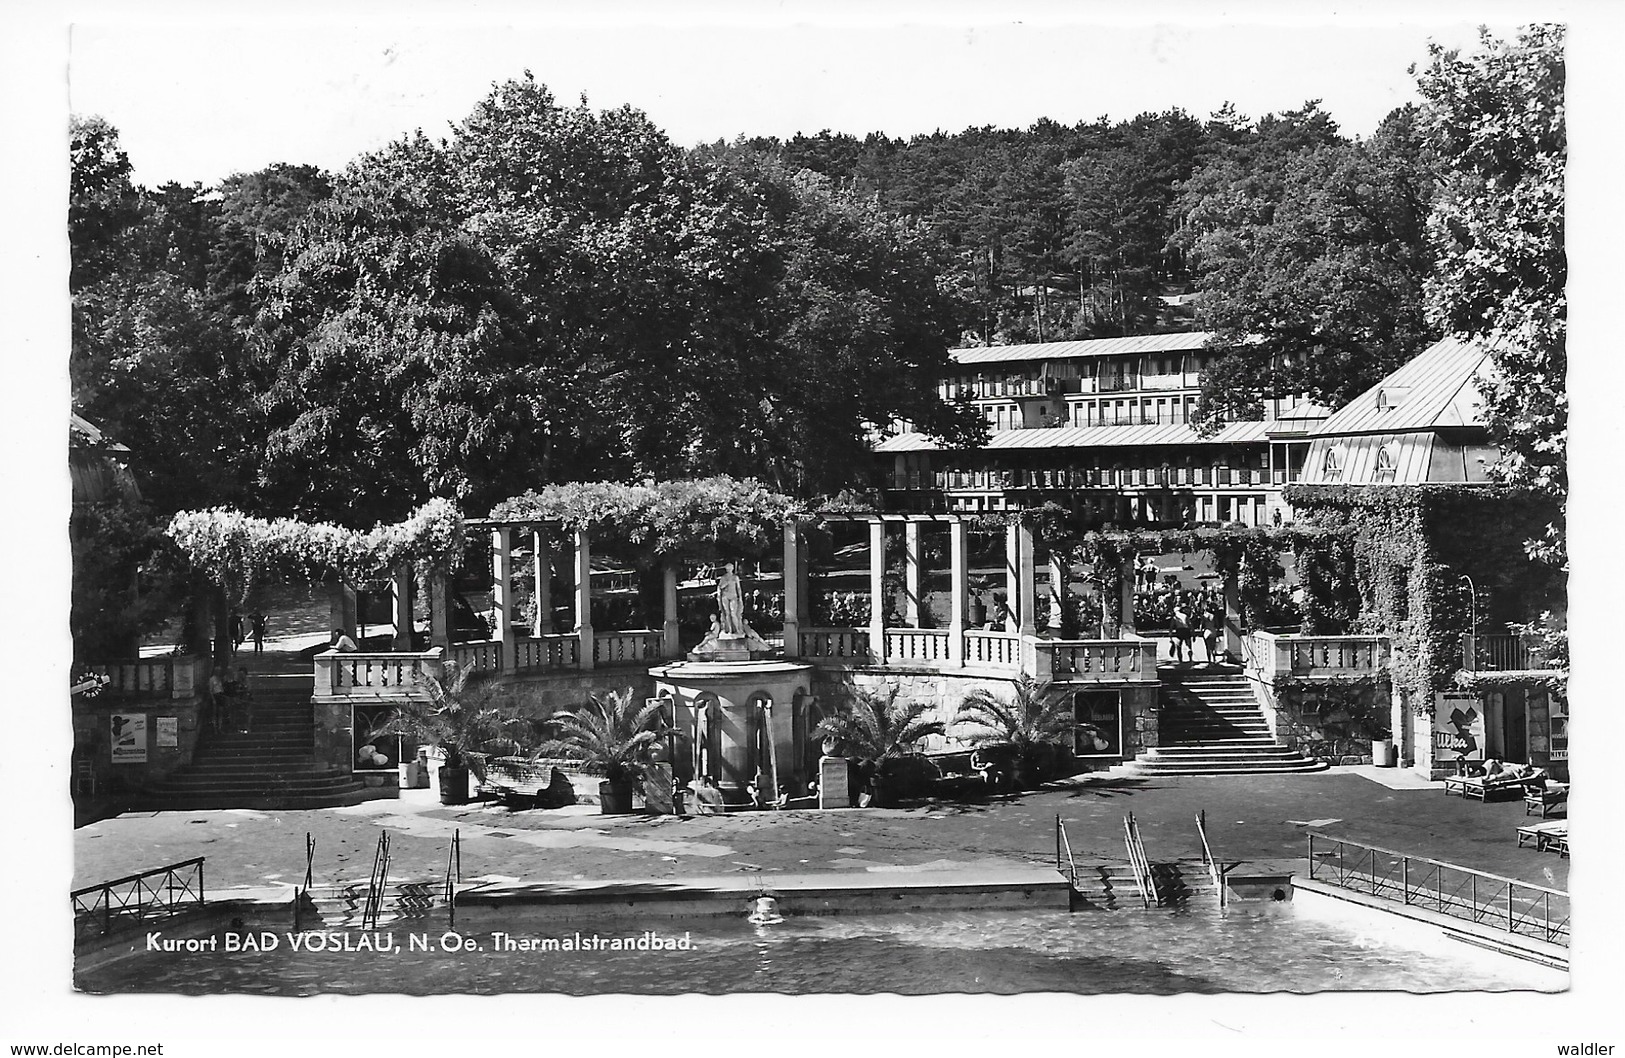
[314,647,445,699]
[1244,631,1390,684]
[1036,637,1159,682]
[515,634,580,671]
[799,627,872,660]
[962,630,1019,668]
[883,628,952,665]
[592,630,664,666]
[83,655,205,699]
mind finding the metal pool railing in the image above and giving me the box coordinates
[1306,833,1569,946]
[72,857,206,938]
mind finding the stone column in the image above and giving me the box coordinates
[1118,556,1136,635]
[868,520,887,660]
[574,528,595,670]
[903,520,923,628]
[662,563,681,658]
[1016,522,1036,637]
[428,570,450,649]
[1047,553,1066,634]
[328,581,357,639]
[947,519,968,667]
[491,528,516,671]
[531,529,553,637]
[782,522,802,658]
[1223,571,1243,659]
[390,566,414,651]
[1004,522,1021,634]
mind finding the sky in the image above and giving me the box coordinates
[7,0,1625,1052]
[71,18,1500,188]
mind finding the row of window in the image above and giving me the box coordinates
[941,353,1219,401]
[980,394,1206,431]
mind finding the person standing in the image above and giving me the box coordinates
[206,667,228,735]
[1170,597,1193,663]
[1202,604,1223,663]
[250,611,268,654]
[228,611,246,654]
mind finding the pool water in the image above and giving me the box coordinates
[77,897,1565,996]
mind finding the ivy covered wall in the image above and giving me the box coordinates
[1283,484,1564,716]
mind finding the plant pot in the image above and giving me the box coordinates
[438,764,471,805]
[599,780,635,815]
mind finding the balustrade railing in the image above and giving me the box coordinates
[515,634,579,671]
[1307,833,1568,947]
[884,628,951,664]
[316,647,444,697]
[1245,632,1389,684]
[1040,637,1157,679]
[450,640,502,673]
[83,655,204,699]
[72,857,205,939]
[593,630,665,666]
[963,630,1019,668]
[799,628,871,660]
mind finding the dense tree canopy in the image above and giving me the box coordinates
[1417,25,1566,565]
[1175,103,1439,429]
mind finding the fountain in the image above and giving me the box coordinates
[648,563,815,807]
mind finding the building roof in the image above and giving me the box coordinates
[1312,336,1492,437]
[875,419,1272,454]
[949,332,1215,366]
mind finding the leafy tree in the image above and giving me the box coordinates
[1176,104,1438,428]
[1417,25,1566,566]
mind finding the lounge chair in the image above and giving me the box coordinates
[1524,782,1569,817]
[1444,767,1548,801]
[1516,819,1566,851]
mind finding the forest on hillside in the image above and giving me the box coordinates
[68,26,1565,654]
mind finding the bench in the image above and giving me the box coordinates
[1524,783,1568,817]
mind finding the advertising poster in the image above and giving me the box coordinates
[1072,690,1124,759]
[156,716,179,748]
[110,713,147,763]
[353,704,401,771]
[1432,691,1486,764]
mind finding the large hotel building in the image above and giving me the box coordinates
[874,332,1327,524]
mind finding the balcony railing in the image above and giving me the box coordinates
[1461,634,1550,673]
[1244,632,1390,684]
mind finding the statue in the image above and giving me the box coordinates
[686,560,771,661]
[716,563,745,636]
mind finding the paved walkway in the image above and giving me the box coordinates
[74,768,1569,895]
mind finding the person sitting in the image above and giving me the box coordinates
[331,628,359,652]
[688,776,726,815]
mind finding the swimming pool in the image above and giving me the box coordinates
[76,895,1565,995]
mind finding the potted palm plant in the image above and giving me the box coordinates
[537,688,664,815]
[954,675,1072,789]
[369,661,527,805]
[812,684,945,807]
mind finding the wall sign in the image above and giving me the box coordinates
[156,716,179,749]
[111,713,147,763]
[1432,692,1486,764]
[1548,697,1568,762]
[1073,691,1124,759]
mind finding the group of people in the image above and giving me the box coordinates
[1167,590,1226,663]
[206,665,254,734]
[227,609,271,654]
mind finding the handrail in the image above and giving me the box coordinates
[1195,810,1227,909]
[363,831,392,930]
[1055,815,1079,887]
[1307,832,1569,945]
[444,829,460,928]
[71,857,206,937]
[1122,813,1159,908]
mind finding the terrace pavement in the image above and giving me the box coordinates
[74,767,1569,896]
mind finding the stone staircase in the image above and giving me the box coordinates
[1069,861,1218,910]
[134,671,374,810]
[1129,668,1326,776]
